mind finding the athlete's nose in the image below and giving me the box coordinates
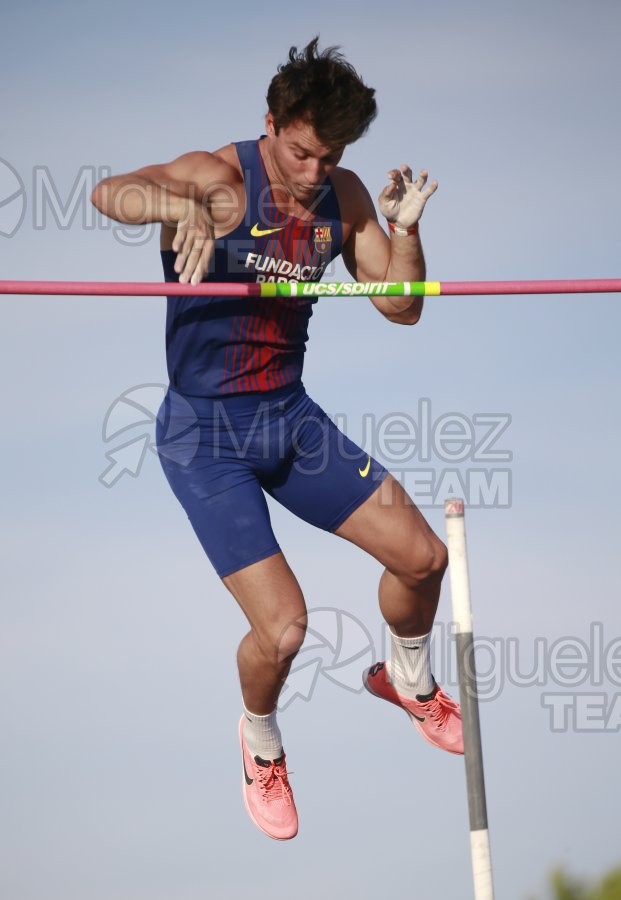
[305,157,325,184]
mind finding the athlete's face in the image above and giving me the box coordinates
[265,113,344,203]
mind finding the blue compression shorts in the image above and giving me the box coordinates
[155,382,388,578]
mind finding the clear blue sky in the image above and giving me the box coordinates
[1,1,620,898]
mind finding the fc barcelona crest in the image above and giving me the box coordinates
[313,225,332,255]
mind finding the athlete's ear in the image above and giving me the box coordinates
[265,112,277,137]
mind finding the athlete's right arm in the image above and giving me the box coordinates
[90,151,239,284]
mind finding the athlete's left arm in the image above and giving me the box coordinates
[340,167,437,325]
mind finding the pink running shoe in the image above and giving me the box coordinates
[238,716,298,840]
[363,662,464,755]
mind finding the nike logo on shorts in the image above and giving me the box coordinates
[358,456,371,478]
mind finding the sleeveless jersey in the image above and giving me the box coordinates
[162,138,344,397]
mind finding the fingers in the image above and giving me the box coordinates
[173,225,193,279]
[380,181,398,202]
[387,166,415,187]
[388,166,438,193]
[173,202,214,284]
[182,242,203,285]
[382,166,438,200]
[172,221,186,255]
[417,169,439,200]
[176,234,212,284]
[385,167,410,194]
[382,166,411,204]
[174,234,210,285]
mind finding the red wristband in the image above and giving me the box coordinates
[387,220,419,237]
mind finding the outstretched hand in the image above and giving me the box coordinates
[378,166,438,230]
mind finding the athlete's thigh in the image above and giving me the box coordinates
[334,471,442,572]
[265,393,388,532]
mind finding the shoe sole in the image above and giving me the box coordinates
[362,670,463,756]
[238,717,298,841]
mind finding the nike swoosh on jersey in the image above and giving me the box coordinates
[250,223,286,237]
[358,456,371,478]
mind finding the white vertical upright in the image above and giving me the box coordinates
[444,498,494,900]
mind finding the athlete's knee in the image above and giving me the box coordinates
[275,613,307,662]
[432,538,449,579]
[254,610,308,665]
[393,534,448,589]
[414,535,448,585]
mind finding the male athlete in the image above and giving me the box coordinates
[91,38,462,842]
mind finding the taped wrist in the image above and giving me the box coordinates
[387,221,419,237]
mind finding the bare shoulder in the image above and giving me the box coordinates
[330,166,377,228]
[212,142,244,174]
[156,144,245,250]
[137,146,241,191]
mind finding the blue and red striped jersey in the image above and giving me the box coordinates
[162,138,343,397]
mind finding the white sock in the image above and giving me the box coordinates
[387,629,434,698]
[242,705,283,761]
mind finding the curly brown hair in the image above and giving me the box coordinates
[266,37,377,148]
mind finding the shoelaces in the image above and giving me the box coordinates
[420,689,460,729]
[255,760,294,804]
